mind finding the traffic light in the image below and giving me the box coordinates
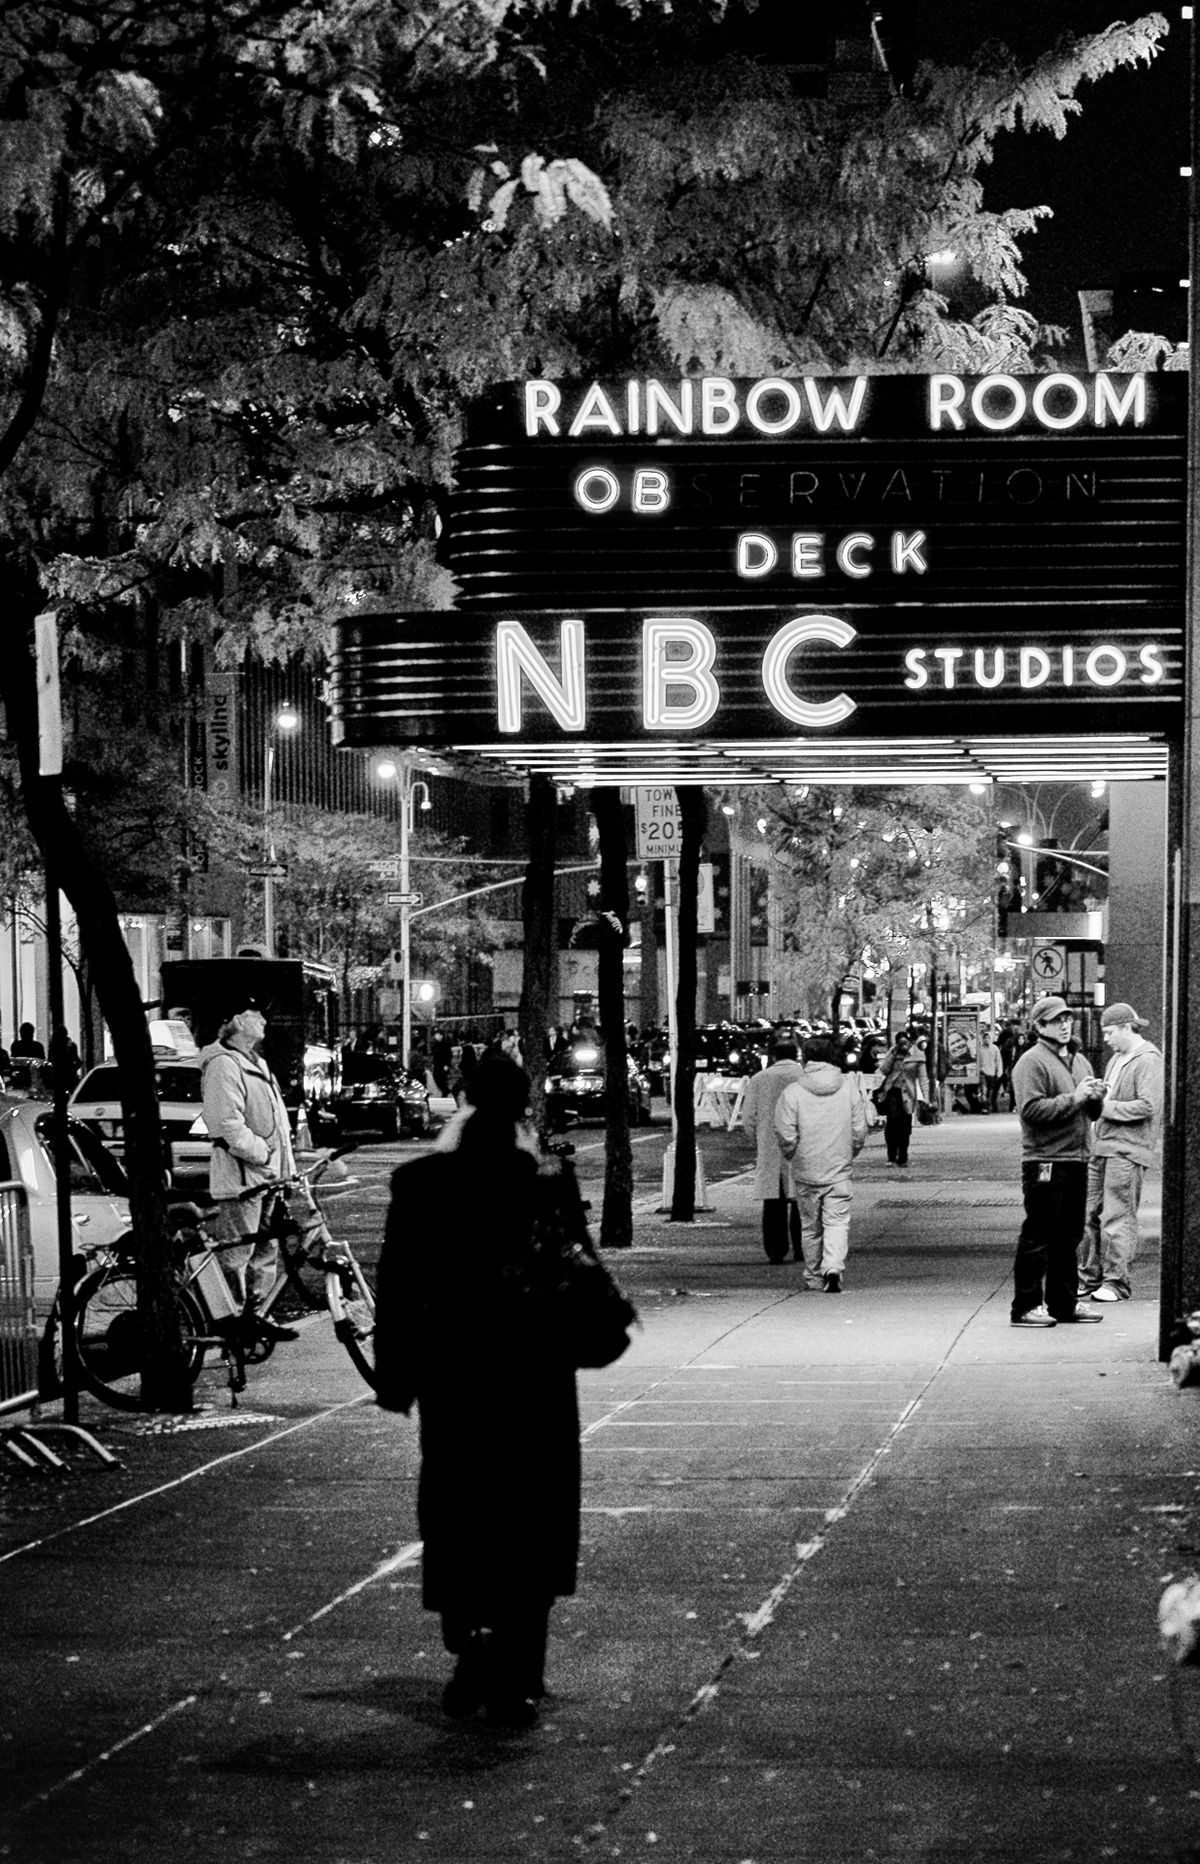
[995,827,1015,935]
[1034,841,1062,909]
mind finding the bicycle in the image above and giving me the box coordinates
[40,1151,379,1411]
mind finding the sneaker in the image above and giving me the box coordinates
[1055,1306,1103,1324]
[1091,1285,1121,1302]
[1011,1305,1056,1327]
[822,1272,842,1294]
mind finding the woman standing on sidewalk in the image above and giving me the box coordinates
[875,1032,924,1167]
[373,1054,585,1728]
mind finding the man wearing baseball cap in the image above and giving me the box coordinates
[1009,996,1107,1328]
[1078,1003,1163,1303]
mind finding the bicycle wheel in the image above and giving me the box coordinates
[324,1253,378,1388]
[74,1264,207,1411]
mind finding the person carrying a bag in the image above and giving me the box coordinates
[373,1053,633,1728]
[874,1031,924,1167]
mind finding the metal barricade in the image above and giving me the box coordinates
[0,1179,38,1413]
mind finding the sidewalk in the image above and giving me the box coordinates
[4,1114,1200,1863]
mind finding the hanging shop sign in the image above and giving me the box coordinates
[445,372,1184,615]
[329,373,1185,763]
[329,608,1181,747]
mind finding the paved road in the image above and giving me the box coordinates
[3,1112,1197,1862]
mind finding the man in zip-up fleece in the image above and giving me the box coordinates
[1009,995,1107,1329]
[1078,1002,1164,1303]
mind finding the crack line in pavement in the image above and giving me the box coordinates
[16,1694,200,1816]
[280,1540,425,1641]
[0,1394,373,1567]
[577,1274,1007,1849]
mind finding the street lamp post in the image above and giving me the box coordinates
[263,704,300,956]
[377,758,431,1068]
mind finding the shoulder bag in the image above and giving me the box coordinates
[526,1165,638,1368]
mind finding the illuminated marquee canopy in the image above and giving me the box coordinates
[329,373,1184,786]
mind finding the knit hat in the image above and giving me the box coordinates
[1031,995,1071,1026]
[465,1052,531,1122]
[1101,1002,1149,1029]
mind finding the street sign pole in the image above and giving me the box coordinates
[400,760,413,1070]
[663,856,679,1145]
[36,611,76,1424]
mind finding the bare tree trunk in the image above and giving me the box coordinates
[518,775,557,1134]
[0,638,192,1413]
[670,788,707,1221]
[591,788,632,1249]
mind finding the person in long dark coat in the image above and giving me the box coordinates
[373,1053,583,1728]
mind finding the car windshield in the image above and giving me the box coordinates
[343,1054,397,1084]
[76,1063,202,1105]
[34,1114,130,1197]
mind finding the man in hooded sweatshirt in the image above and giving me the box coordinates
[773,1033,869,1293]
[1078,1002,1164,1303]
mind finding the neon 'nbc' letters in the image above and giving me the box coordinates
[493,618,1165,735]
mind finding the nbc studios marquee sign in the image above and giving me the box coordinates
[328,372,1185,766]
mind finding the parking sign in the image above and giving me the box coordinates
[634,787,682,859]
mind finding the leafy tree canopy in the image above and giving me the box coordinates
[746,783,993,1023]
[200,797,507,992]
[0,3,1172,678]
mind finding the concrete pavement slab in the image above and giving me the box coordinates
[6,1114,1200,1862]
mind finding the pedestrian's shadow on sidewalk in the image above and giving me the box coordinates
[206,1679,534,1779]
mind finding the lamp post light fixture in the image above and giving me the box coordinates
[263,703,300,957]
[376,757,432,1068]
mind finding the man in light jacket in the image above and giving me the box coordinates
[200,1003,298,1339]
[1078,1002,1164,1302]
[741,1037,806,1264]
[774,1034,869,1294]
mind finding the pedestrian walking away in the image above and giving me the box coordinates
[373,1054,594,1728]
[1009,995,1107,1329]
[774,1033,868,1292]
[199,1001,299,1344]
[740,1036,806,1264]
[874,1032,924,1166]
[1078,1002,1164,1302]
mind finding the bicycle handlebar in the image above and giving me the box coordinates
[231,1144,357,1202]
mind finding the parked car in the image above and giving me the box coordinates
[0,1097,132,1312]
[333,1054,435,1140]
[147,1018,199,1059]
[545,1043,653,1130]
[69,1059,211,1183]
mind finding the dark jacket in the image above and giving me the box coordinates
[374,1143,581,1619]
[1012,1037,1098,1162]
